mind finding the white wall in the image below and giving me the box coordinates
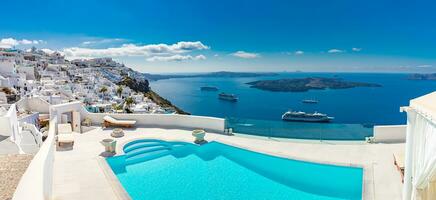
[12,114,56,200]
[47,101,226,132]
[85,112,225,133]
[0,76,11,87]
[51,101,225,133]
[16,97,50,114]
[0,59,16,77]
[373,125,407,143]
[16,66,36,80]
[0,104,21,144]
[0,115,12,136]
[27,98,50,114]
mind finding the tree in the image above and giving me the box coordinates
[112,104,123,111]
[116,86,123,97]
[124,96,134,108]
[99,86,108,94]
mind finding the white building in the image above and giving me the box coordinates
[121,87,132,99]
[0,75,12,87]
[16,65,37,80]
[0,56,17,77]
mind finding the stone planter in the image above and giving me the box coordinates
[100,139,116,153]
[192,129,206,144]
[111,128,124,138]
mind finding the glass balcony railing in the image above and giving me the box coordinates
[225,117,373,141]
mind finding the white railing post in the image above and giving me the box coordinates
[403,110,415,200]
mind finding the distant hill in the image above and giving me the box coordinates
[246,77,382,92]
[118,76,150,93]
[118,76,189,114]
[142,71,278,81]
[408,73,436,80]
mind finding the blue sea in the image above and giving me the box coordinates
[150,73,436,139]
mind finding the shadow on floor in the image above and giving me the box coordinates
[99,151,116,157]
[56,144,74,151]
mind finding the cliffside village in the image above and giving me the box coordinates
[0,47,170,115]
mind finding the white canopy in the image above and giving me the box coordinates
[404,91,436,200]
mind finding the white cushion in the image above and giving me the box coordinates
[58,134,74,143]
[103,116,136,125]
[57,123,72,134]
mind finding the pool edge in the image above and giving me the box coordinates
[97,156,132,200]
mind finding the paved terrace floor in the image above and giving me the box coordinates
[0,154,34,200]
[53,127,404,200]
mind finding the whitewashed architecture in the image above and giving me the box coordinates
[402,92,436,200]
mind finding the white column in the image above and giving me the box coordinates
[403,110,415,200]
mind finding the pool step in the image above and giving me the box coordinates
[125,149,171,165]
[124,141,168,153]
[125,145,170,158]
[122,139,191,166]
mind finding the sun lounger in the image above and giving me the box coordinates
[102,116,136,128]
[57,123,74,147]
[393,152,405,182]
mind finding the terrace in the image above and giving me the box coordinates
[50,126,403,200]
[11,92,436,200]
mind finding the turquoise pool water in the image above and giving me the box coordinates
[107,139,363,200]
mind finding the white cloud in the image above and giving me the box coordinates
[231,51,259,59]
[0,38,42,48]
[328,49,344,53]
[352,47,362,52]
[295,50,304,55]
[146,54,206,62]
[81,38,126,46]
[195,54,207,60]
[82,41,92,45]
[416,64,432,68]
[63,41,209,60]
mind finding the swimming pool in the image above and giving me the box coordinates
[106,139,363,200]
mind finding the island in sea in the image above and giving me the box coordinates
[246,77,382,92]
[142,71,278,81]
[407,73,436,80]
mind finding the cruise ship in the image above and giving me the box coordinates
[282,110,334,122]
[200,86,219,91]
[302,99,319,104]
[218,93,238,102]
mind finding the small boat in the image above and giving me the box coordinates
[302,99,319,104]
[282,110,333,122]
[201,86,219,91]
[218,93,238,102]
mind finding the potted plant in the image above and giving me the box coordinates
[192,129,206,144]
[82,117,92,127]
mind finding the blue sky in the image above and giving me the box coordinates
[1,0,436,73]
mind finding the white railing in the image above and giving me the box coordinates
[12,117,56,200]
[373,125,407,143]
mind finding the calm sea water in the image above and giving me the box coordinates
[150,73,436,125]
